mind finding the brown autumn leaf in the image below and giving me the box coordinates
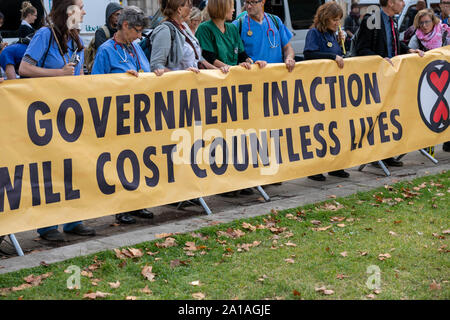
[336,274,348,280]
[141,265,156,282]
[23,272,53,286]
[184,241,198,251]
[442,230,450,235]
[337,224,346,228]
[81,270,93,278]
[11,284,33,292]
[83,291,112,300]
[429,280,441,291]
[190,232,208,240]
[311,220,322,225]
[378,253,392,261]
[285,241,297,247]
[147,251,159,256]
[217,228,246,239]
[394,220,402,224]
[126,296,137,300]
[155,237,177,248]
[242,222,256,232]
[284,258,295,264]
[140,285,152,295]
[126,248,144,258]
[108,281,120,289]
[331,216,346,222]
[389,231,398,236]
[192,292,205,300]
[359,251,369,256]
[340,251,348,257]
[155,233,175,238]
[366,294,376,299]
[293,290,301,297]
[315,286,334,295]
[312,225,332,232]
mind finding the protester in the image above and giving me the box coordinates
[0,40,29,79]
[18,1,37,38]
[19,0,96,241]
[409,9,449,50]
[150,0,165,29]
[402,0,426,44]
[187,6,202,34]
[303,1,350,182]
[232,0,295,72]
[150,0,220,75]
[91,6,155,225]
[355,0,424,169]
[439,0,450,25]
[343,2,360,51]
[94,2,123,49]
[196,0,265,73]
[0,12,7,53]
[84,2,123,73]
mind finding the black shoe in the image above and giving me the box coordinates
[130,208,154,219]
[40,229,65,242]
[239,188,254,195]
[308,174,326,181]
[220,191,239,197]
[115,213,136,224]
[64,224,96,236]
[383,157,403,167]
[328,170,350,178]
[443,141,450,152]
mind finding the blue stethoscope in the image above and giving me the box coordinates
[247,13,278,48]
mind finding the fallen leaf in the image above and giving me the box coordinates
[311,220,322,225]
[81,270,93,278]
[192,292,205,300]
[108,281,120,289]
[189,280,201,286]
[366,294,376,299]
[83,291,111,300]
[337,224,346,228]
[336,274,348,280]
[430,280,441,291]
[126,296,137,300]
[389,231,398,236]
[242,222,256,232]
[284,258,295,264]
[293,290,301,297]
[155,237,177,248]
[141,265,156,282]
[378,253,392,261]
[442,230,450,235]
[140,285,152,294]
[312,225,332,232]
[340,251,348,257]
[155,233,175,238]
[315,286,334,295]
[285,241,297,247]
[359,251,368,256]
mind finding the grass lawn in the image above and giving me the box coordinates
[0,171,449,300]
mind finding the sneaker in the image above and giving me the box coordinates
[40,229,65,242]
[383,157,403,167]
[130,208,154,219]
[115,213,136,224]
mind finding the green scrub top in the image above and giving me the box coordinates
[195,20,245,66]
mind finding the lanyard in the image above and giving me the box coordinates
[113,34,142,71]
[246,13,278,48]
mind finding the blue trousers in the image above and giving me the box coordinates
[37,221,82,235]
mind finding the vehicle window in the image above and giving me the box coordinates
[399,5,417,32]
[264,0,285,23]
[288,0,325,30]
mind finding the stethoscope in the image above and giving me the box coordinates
[246,13,278,49]
[113,34,143,72]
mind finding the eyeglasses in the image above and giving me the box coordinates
[419,20,432,26]
[245,0,263,6]
[132,27,143,33]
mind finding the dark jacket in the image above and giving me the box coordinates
[356,11,409,58]
[18,23,35,38]
[94,2,122,49]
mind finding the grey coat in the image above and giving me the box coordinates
[150,21,185,71]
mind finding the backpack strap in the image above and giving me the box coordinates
[442,30,448,46]
[267,13,279,30]
[102,25,111,40]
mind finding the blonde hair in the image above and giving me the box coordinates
[312,2,343,33]
[207,0,233,20]
[190,7,202,21]
[21,1,37,20]
[413,8,440,29]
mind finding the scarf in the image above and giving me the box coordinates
[416,22,450,50]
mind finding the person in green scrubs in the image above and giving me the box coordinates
[195,0,266,72]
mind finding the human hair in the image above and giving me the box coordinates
[351,3,359,11]
[21,1,37,20]
[312,2,343,33]
[162,0,190,18]
[190,6,202,21]
[207,0,233,20]
[117,6,149,29]
[49,0,84,54]
[0,11,4,21]
[414,8,441,29]
[380,0,388,6]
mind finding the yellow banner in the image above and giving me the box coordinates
[0,47,449,235]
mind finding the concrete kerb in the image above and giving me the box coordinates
[0,161,448,275]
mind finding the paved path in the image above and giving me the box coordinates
[1,147,449,274]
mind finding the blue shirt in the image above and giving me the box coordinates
[232,13,292,63]
[303,28,343,56]
[23,27,84,75]
[91,38,150,75]
[0,43,27,71]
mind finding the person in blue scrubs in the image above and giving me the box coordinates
[0,43,27,79]
[303,2,350,182]
[92,6,154,225]
[92,6,150,76]
[232,0,295,71]
[19,0,96,242]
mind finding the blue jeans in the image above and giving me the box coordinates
[37,221,82,235]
